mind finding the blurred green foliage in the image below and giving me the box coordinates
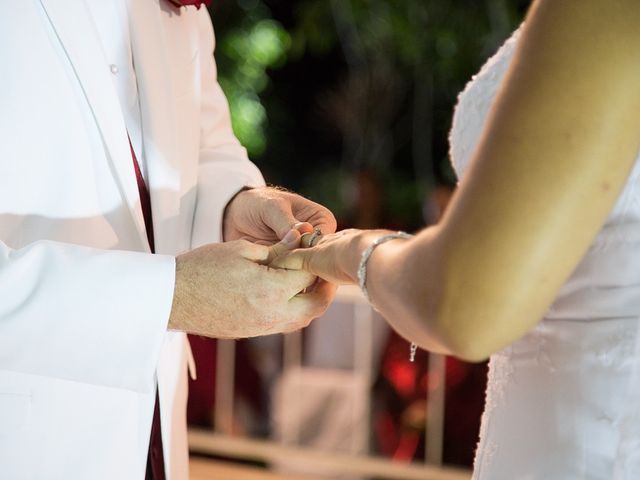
[213,2,290,156]
[210,0,528,229]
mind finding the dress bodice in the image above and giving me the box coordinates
[449,28,640,480]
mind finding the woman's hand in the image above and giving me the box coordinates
[271,228,395,285]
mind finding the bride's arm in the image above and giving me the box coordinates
[371,0,640,361]
[278,0,640,361]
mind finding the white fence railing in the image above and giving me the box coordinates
[188,285,471,480]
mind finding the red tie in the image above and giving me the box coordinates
[130,141,155,253]
[129,141,166,480]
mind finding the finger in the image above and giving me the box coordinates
[296,202,337,235]
[300,233,313,249]
[269,298,328,335]
[265,193,334,239]
[269,249,309,272]
[293,222,314,235]
[284,281,336,325]
[236,239,271,263]
[300,227,323,248]
[305,278,337,299]
[311,213,337,235]
[253,240,274,246]
[261,281,334,336]
[262,198,300,240]
[266,229,301,264]
[239,235,275,246]
[268,267,317,298]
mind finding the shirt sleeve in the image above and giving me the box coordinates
[0,240,175,393]
[190,8,265,249]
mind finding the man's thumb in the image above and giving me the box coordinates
[270,249,308,271]
[267,229,301,264]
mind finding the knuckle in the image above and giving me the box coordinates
[235,239,253,251]
[272,196,289,210]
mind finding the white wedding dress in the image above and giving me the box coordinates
[450,27,640,479]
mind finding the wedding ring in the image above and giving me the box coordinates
[300,227,322,248]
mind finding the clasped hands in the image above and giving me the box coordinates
[168,187,343,339]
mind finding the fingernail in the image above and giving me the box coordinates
[283,229,298,244]
[293,222,312,232]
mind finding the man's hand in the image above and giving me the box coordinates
[168,239,334,338]
[223,187,337,244]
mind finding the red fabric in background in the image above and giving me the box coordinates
[374,331,487,467]
[187,337,265,429]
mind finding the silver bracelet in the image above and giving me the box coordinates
[357,231,418,362]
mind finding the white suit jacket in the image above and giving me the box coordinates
[0,1,264,478]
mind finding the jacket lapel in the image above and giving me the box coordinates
[39,0,151,251]
[128,0,183,255]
